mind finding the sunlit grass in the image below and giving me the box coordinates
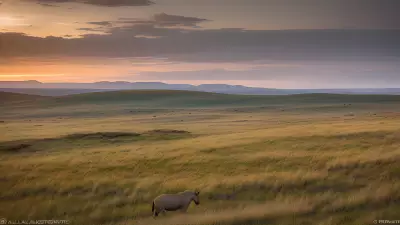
[1,92,400,224]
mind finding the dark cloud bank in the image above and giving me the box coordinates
[82,13,210,32]
[28,0,153,6]
[2,0,400,64]
[1,27,399,63]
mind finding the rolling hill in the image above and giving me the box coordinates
[2,90,400,109]
[2,81,400,96]
[0,91,49,104]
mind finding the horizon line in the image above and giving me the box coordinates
[0,80,399,90]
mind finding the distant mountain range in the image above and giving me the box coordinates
[1,80,400,96]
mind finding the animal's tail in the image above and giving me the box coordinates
[152,201,155,213]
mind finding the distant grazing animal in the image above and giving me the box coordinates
[152,190,200,217]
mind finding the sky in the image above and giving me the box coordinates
[0,0,399,88]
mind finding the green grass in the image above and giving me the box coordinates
[3,90,400,109]
[0,91,49,104]
[0,90,400,225]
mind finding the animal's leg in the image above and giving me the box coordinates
[153,208,161,217]
[180,205,189,213]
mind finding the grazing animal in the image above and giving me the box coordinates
[152,190,200,217]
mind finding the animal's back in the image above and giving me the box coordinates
[154,193,175,202]
[154,193,182,210]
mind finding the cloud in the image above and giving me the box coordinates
[152,13,210,27]
[37,2,59,7]
[77,27,105,32]
[23,0,153,7]
[126,62,400,89]
[137,69,269,81]
[111,13,210,28]
[78,13,210,35]
[82,0,153,6]
[1,28,399,64]
[87,21,113,26]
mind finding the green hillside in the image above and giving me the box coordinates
[0,91,49,104]
[2,90,400,107]
[1,90,400,118]
[43,90,400,107]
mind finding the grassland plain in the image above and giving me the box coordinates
[1,90,400,225]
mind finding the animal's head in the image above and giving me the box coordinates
[193,190,200,205]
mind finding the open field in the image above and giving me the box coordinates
[1,90,400,225]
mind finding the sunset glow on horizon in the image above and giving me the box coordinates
[1,0,399,88]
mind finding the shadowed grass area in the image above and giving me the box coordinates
[0,90,400,224]
[2,90,400,112]
[0,91,49,104]
[0,130,192,154]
